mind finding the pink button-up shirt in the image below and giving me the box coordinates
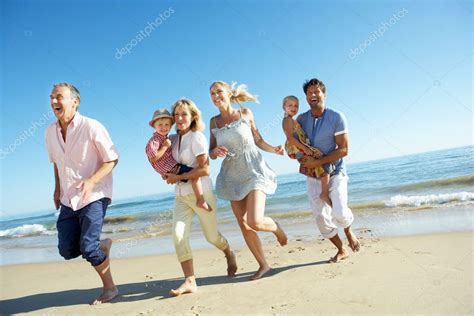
[45,112,119,211]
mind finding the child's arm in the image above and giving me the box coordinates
[149,139,172,163]
[282,117,313,156]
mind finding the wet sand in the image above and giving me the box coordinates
[1,230,472,315]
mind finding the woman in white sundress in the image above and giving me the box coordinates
[208,80,288,280]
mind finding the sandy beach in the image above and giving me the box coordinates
[1,229,472,315]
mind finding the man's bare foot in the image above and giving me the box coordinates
[169,279,197,297]
[328,249,349,263]
[225,251,237,277]
[344,227,361,252]
[90,286,119,305]
[196,198,213,212]
[320,193,332,207]
[250,265,272,281]
[100,238,112,257]
[274,222,288,246]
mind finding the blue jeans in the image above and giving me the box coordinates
[56,198,110,266]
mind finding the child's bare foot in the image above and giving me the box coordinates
[328,248,349,263]
[196,198,213,212]
[169,279,197,297]
[320,193,332,207]
[225,251,238,277]
[250,265,272,280]
[90,286,119,305]
[274,222,288,246]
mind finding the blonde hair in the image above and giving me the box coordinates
[210,81,259,104]
[171,98,205,132]
[282,95,299,110]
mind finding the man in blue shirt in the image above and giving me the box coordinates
[298,78,360,262]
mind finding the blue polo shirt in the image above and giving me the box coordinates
[297,107,348,174]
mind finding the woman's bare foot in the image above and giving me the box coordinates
[91,286,119,305]
[320,193,332,207]
[196,198,213,212]
[225,251,238,277]
[169,278,197,297]
[344,227,361,252]
[329,248,349,263]
[250,265,272,281]
[274,222,288,246]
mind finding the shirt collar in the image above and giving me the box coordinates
[311,107,326,119]
[70,111,82,127]
[55,111,82,129]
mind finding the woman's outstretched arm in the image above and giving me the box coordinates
[244,108,284,155]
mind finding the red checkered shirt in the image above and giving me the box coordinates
[145,132,177,176]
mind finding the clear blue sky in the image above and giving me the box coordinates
[1,0,472,218]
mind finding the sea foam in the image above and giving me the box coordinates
[0,224,51,238]
[386,191,474,207]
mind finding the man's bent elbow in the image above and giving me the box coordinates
[341,147,349,157]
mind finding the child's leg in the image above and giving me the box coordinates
[191,178,212,211]
[320,173,332,207]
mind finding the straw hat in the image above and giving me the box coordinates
[149,108,173,127]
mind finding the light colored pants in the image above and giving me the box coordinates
[307,173,354,239]
[173,190,229,262]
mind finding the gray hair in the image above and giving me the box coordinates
[52,83,81,104]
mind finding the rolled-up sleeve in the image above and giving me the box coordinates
[91,121,119,162]
[334,112,348,136]
[191,132,207,157]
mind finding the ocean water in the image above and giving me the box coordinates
[1,145,473,265]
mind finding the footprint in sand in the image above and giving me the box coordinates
[288,247,306,253]
[190,305,207,315]
[414,251,431,255]
[323,271,337,279]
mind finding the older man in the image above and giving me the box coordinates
[298,78,360,263]
[45,83,119,304]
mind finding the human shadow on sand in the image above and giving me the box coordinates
[0,259,328,314]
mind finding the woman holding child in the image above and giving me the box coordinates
[208,81,288,280]
[150,98,237,296]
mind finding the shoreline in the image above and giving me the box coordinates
[1,203,473,267]
[1,230,472,314]
[0,203,474,266]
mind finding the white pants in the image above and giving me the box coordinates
[307,173,354,238]
[173,190,228,262]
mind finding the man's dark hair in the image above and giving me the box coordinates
[303,78,326,95]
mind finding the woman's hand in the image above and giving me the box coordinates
[165,173,181,184]
[274,145,285,155]
[212,146,229,158]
